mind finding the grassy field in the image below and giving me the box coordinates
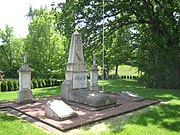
[0,86,60,102]
[110,65,139,76]
[0,112,50,135]
[0,80,180,135]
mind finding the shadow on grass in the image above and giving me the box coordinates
[100,79,180,101]
[0,112,18,121]
[98,79,180,133]
[32,86,60,98]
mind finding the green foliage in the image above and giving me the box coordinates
[0,25,24,78]
[0,81,2,92]
[1,80,8,92]
[32,79,39,88]
[37,79,43,88]
[13,80,18,91]
[7,80,14,91]
[26,7,67,78]
[54,0,180,89]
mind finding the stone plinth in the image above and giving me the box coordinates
[45,100,77,121]
[17,63,33,103]
[90,65,98,91]
[69,89,117,107]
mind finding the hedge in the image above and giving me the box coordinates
[0,79,62,92]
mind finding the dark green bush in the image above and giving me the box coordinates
[45,79,49,87]
[52,79,56,86]
[37,79,43,88]
[7,80,14,91]
[42,79,46,87]
[48,79,53,86]
[1,80,8,92]
[32,79,39,88]
[0,81,2,92]
[13,80,18,91]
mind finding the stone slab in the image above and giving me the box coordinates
[45,100,78,121]
[121,91,144,101]
[69,89,117,107]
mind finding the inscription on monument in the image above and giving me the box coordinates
[23,74,30,89]
[73,73,87,89]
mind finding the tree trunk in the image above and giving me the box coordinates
[115,64,119,76]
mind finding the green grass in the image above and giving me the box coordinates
[0,79,180,135]
[0,86,60,102]
[110,65,139,76]
[0,112,50,135]
[76,79,180,135]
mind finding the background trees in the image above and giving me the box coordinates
[25,7,67,78]
[0,1,179,89]
[0,25,24,78]
[0,7,68,79]
[53,0,180,89]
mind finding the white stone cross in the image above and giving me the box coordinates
[21,50,27,63]
[93,56,96,65]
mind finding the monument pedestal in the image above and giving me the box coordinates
[90,64,98,91]
[61,31,117,110]
[17,90,33,103]
[17,63,33,103]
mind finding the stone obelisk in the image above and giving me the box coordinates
[61,31,88,100]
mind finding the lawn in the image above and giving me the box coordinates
[0,112,50,135]
[0,79,180,135]
[0,86,60,102]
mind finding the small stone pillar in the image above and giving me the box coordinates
[17,51,33,103]
[90,56,98,91]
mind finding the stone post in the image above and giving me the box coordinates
[17,51,32,103]
[90,56,98,91]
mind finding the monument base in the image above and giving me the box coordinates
[17,90,33,103]
[69,89,117,108]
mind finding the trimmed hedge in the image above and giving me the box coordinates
[0,79,63,92]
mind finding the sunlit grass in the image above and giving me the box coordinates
[0,112,50,135]
[76,79,180,135]
[0,86,60,102]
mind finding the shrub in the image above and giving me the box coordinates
[48,79,52,86]
[32,79,39,88]
[7,80,14,91]
[13,80,18,91]
[0,81,2,92]
[1,80,8,92]
[37,79,43,88]
[42,79,46,87]
[45,79,49,87]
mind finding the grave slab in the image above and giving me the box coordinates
[45,100,78,121]
[121,91,144,101]
[69,89,117,107]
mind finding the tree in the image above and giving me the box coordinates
[26,7,67,78]
[0,25,24,78]
[53,0,180,88]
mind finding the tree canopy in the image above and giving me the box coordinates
[53,0,180,88]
